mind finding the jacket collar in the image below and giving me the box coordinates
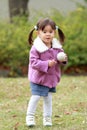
[33,36,62,53]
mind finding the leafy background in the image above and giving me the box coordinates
[0,6,87,77]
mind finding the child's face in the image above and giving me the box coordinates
[38,25,55,45]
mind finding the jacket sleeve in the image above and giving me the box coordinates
[29,47,49,73]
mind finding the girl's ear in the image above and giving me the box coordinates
[54,30,57,37]
[35,31,39,36]
[36,30,40,35]
[54,30,56,35]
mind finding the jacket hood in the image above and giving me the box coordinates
[33,36,62,53]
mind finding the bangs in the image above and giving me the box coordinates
[38,18,56,30]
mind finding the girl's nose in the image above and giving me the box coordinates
[46,32,50,35]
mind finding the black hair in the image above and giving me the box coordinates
[28,18,65,45]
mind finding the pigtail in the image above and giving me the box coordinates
[28,28,35,45]
[58,28,65,43]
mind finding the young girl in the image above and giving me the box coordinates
[26,18,67,127]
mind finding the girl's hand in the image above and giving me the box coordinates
[62,55,68,64]
[48,59,57,67]
[63,54,68,62]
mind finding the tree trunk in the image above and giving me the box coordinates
[9,0,29,18]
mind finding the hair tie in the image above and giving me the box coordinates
[34,25,38,30]
[56,26,59,30]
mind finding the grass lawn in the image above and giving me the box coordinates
[0,75,87,130]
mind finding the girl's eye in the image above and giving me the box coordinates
[43,31,53,33]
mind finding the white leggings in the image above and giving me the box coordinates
[26,93,52,117]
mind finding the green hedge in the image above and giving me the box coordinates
[63,7,87,68]
[0,17,30,76]
[0,7,87,76]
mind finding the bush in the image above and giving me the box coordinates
[0,17,30,76]
[0,7,87,76]
[63,6,87,68]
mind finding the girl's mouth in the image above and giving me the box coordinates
[46,38,50,40]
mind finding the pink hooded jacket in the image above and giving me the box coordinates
[28,36,65,88]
